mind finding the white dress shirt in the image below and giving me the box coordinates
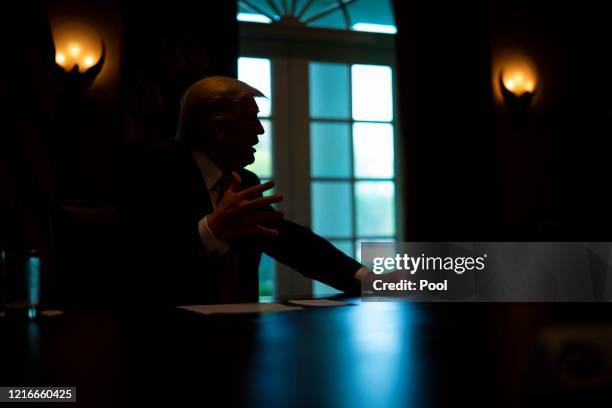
[191,150,371,281]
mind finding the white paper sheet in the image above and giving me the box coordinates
[177,303,303,315]
[287,299,352,307]
[41,309,64,317]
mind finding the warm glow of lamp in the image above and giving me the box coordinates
[69,44,81,57]
[83,56,95,68]
[56,41,100,73]
[494,53,538,126]
[52,23,103,74]
[493,53,539,102]
[501,68,537,96]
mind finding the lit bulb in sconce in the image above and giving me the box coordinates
[55,53,65,65]
[55,42,103,73]
[83,56,95,68]
[501,70,537,97]
[69,44,81,58]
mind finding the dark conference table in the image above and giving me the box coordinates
[2,299,612,407]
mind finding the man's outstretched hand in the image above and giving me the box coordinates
[207,172,284,243]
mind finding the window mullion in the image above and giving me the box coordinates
[273,56,314,298]
[348,64,357,255]
[288,57,312,228]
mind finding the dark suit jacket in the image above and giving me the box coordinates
[119,140,361,305]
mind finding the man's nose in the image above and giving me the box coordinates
[256,120,265,135]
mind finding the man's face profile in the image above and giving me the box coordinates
[215,96,264,169]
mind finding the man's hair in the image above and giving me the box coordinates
[175,76,264,145]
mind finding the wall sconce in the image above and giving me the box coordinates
[51,25,105,93]
[498,65,538,126]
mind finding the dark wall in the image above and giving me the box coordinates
[395,0,612,241]
[2,0,237,302]
[122,1,239,145]
[395,0,498,241]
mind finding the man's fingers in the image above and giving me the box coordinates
[239,180,275,197]
[254,210,284,222]
[228,171,242,192]
[242,194,283,209]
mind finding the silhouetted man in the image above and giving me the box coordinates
[121,76,369,305]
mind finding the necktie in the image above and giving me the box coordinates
[211,173,233,207]
[211,173,240,302]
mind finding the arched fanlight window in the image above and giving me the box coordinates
[238,0,396,33]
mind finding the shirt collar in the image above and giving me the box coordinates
[191,150,224,192]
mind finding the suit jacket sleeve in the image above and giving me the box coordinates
[239,170,362,294]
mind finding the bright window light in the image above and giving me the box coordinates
[238,57,272,117]
[237,12,272,23]
[352,64,393,122]
[246,120,273,178]
[353,122,394,178]
[352,23,397,34]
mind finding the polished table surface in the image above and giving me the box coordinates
[2,299,612,407]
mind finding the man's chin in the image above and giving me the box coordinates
[239,154,255,168]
